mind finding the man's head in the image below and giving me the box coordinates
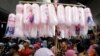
[0,43,4,53]
[60,40,68,50]
[10,44,19,53]
[23,40,30,47]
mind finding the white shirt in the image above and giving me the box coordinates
[34,48,55,56]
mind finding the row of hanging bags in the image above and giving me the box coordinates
[6,3,95,38]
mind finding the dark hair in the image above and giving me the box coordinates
[77,42,85,53]
[95,46,100,56]
[11,44,19,51]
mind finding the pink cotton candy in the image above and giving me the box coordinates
[23,4,33,24]
[84,8,95,27]
[78,7,85,27]
[32,4,40,25]
[14,4,24,38]
[80,26,88,36]
[6,13,16,37]
[37,24,47,37]
[40,4,48,24]
[16,4,24,14]
[23,4,33,37]
[14,14,24,38]
[30,25,37,38]
[48,4,58,25]
[57,5,65,24]
[64,27,70,38]
[65,6,72,26]
[70,25,77,37]
[46,25,55,37]
[72,6,80,25]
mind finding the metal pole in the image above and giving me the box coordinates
[54,0,58,56]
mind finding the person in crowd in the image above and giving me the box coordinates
[87,39,98,56]
[95,45,100,56]
[65,49,77,56]
[18,40,24,51]
[59,40,68,56]
[5,44,19,56]
[0,43,5,56]
[78,46,86,56]
[32,42,41,55]
[34,48,55,56]
[19,40,32,56]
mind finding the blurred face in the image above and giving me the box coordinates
[23,42,29,47]
[90,40,96,44]
[10,48,15,53]
[61,42,67,49]
[0,47,4,53]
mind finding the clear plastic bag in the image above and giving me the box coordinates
[65,6,72,26]
[57,5,65,24]
[32,4,40,25]
[48,4,58,25]
[72,6,80,25]
[40,4,48,24]
[5,13,16,37]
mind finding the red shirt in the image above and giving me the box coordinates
[19,48,32,56]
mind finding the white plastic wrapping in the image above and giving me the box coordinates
[57,5,65,24]
[64,27,70,38]
[14,4,24,38]
[70,26,77,37]
[72,6,80,25]
[65,6,72,26]
[16,4,24,14]
[80,26,88,36]
[30,25,37,38]
[32,4,40,25]
[23,4,33,37]
[48,4,58,25]
[78,7,85,27]
[40,4,48,24]
[5,13,16,37]
[47,25,55,37]
[84,8,95,27]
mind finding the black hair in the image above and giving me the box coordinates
[95,46,100,56]
[11,44,19,51]
[77,42,85,53]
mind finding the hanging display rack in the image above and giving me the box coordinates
[18,1,87,56]
[19,1,86,7]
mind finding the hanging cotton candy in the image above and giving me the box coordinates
[23,4,33,38]
[70,26,77,37]
[16,4,24,14]
[72,6,80,25]
[30,25,37,38]
[23,4,33,24]
[64,27,70,38]
[5,13,16,37]
[47,25,55,37]
[32,4,40,25]
[48,4,58,25]
[78,7,85,27]
[80,26,88,36]
[65,6,72,26]
[40,4,48,24]
[84,8,95,27]
[57,5,65,24]
[14,4,25,38]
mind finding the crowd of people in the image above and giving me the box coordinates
[0,26,100,56]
